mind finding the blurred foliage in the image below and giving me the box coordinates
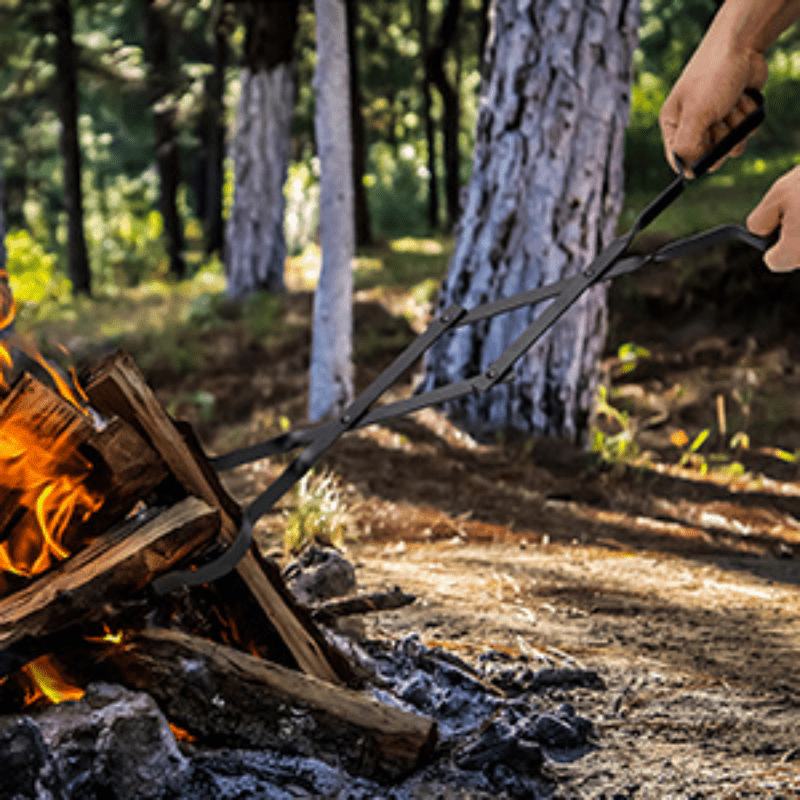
[2,0,800,297]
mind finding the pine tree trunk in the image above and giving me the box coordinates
[427,0,462,230]
[201,8,229,257]
[422,0,639,444]
[143,0,185,280]
[53,0,91,296]
[309,0,354,421]
[345,0,372,248]
[420,0,439,231]
[225,0,299,297]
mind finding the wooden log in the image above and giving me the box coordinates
[0,373,171,595]
[83,350,343,685]
[103,627,437,781]
[0,497,219,653]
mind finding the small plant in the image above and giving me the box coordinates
[615,342,651,376]
[591,385,640,464]
[283,470,348,555]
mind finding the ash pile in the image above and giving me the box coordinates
[0,545,605,800]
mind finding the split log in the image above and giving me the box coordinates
[0,497,219,655]
[0,374,169,595]
[83,350,344,685]
[103,627,437,781]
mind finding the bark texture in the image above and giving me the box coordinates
[309,0,354,421]
[225,0,299,297]
[197,4,230,257]
[427,0,462,230]
[345,0,372,247]
[53,0,91,295]
[420,0,439,230]
[422,0,639,443]
[143,0,186,280]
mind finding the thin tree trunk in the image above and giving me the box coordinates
[420,0,439,231]
[143,0,186,280]
[52,0,91,296]
[427,0,462,230]
[421,0,640,444]
[225,0,299,297]
[309,0,354,421]
[200,4,229,257]
[345,0,371,248]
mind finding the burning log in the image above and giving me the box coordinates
[0,497,219,658]
[103,627,437,781]
[0,373,168,595]
[82,350,345,685]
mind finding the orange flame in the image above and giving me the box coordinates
[21,654,85,706]
[0,414,103,579]
[0,276,103,582]
[169,723,197,743]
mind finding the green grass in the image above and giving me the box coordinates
[354,236,453,292]
[621,153,800,238]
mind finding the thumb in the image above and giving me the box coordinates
[747,180,800,272]
[670,99,715,172]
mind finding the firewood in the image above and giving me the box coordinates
[0,497,219,654]
[82,350,344,685]
[0,374,169,596]
[103,627,437,781]
[312,587,417,625]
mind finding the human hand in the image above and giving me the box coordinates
[747,166,800,271]
[659,37,768,175]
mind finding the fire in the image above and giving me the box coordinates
[0,413,103,579]
[0,278,103,582]
[84,624,124,645]
[21,654,85,706]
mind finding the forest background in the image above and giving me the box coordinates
[3,0,800,442]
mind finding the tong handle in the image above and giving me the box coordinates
[689,87,765,178]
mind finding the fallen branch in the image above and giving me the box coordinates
[312,586,416,625]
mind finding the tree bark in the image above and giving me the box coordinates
[421,0,639,444]
[143,0,186,280]
[420,0,439,231]
[198,3,229,257]
[309,0,355,421]
[224,0,299,297]
[427,0,462,230]
[345,0,372,248]
[52,0,91,296]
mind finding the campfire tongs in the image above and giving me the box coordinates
[153,88,777,593]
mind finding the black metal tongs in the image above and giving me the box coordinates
[153,88,777,594]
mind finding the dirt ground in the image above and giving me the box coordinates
[151,240,800,797]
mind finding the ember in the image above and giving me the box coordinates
[21,654,84,707]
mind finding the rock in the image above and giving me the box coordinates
[283,545,356,605]
[0,717,62,800]
[34,683,189,800]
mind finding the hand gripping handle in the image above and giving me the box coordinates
[687,87,765,178]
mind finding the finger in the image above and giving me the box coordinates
[659,97,681,172]
[706,120,732,173]
[763,206,800,272]
[747,183,783,238]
